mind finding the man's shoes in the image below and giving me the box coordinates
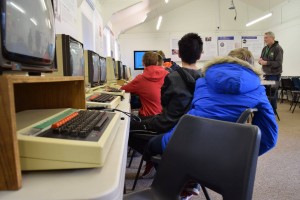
[180,181,201,199]
[183,181,201,195]
[180,191,194,200]
[141,161,156,179]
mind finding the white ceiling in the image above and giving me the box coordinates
[239,0,286,11]
[96,0,288,36]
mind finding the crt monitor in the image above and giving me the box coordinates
[84,50,100,87]
[134,50,157,70]
[122,65,127,80]
[54,34,85,77]
[123,65,132,81]
[0,0,55,73]
[68,37,85,76]
[117,61,123,80]
[112,58,118,79]
[99,56,106,85]
[106,57,116,83]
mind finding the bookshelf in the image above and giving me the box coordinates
[0,75,85,190]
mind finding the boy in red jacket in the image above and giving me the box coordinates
[121,52,169,117]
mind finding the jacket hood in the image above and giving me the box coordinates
[202,56,262,94]
[143,65,169,81]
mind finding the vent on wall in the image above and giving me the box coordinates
[86,0,95,10]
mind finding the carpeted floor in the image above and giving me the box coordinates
[125,102,300,200]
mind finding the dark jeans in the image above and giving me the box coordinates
[264,75,281,110]
[143,134,164,164]
[130,94,142,109]
[128,132,154,155]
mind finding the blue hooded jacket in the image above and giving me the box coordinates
[161,56,278,156]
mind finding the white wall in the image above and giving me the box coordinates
[55,0,106,56]
[119,0,300,77]
[267,0,300,76]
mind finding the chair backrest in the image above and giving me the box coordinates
[291,77,300,91]
[151,115,261,200]
[281,78,294,90]
[236,108,257,124]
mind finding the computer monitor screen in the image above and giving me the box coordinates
[69,38,84,76]
[99,56,106,84]
[112,59,118,78]
[123,65,127,80]
[92,53,100,83]
[134,50,157,70]
[0,0,55,73]
[117,61,123,80]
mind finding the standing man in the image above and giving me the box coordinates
[259,31,283,113]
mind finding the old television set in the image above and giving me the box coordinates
[112,58,118,79]
[0,0,55,74]
[84,50,100,87]
[116,60,123,80]
[122,65,128,80]
[133,50,157,70]
[123,65,132,81]
[99,56,106,85]
[53,34,85,77]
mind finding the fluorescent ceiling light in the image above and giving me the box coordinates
[165,0,169,3]
[40,0,47,11]
[246,13,272,27]
[30,18,37,26]
[156,16,162,30]
[9,2,25,14]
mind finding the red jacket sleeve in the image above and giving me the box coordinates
[121,75,142,93]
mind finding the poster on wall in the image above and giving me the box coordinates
[241,36,264,60]
[218,36,237,56]
[170,38,180,61]
[94,11,104,56]
[202,36,218,60]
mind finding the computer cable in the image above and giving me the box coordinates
[103,108,141,122]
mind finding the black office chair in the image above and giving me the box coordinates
[128,130,158,190]
[124,115,261,200]
[290,91,300,113]
[291,77,300,91]
[149,108,258,199]
[280,78,294,102]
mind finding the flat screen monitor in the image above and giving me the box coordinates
[0,0,55,73]
[99,56,106,84]
[134,50,157,70]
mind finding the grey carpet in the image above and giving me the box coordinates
[125,102,300,200]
